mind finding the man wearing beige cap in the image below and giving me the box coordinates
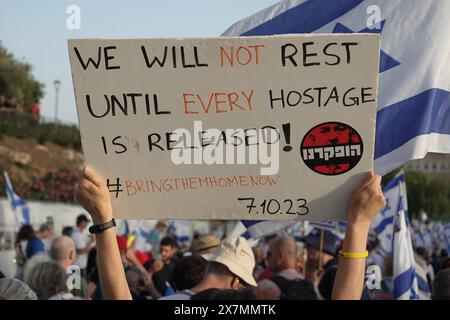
[160,236,257,300]
[77,167,386,300]
[191,234,221,255]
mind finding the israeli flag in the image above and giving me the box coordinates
[117,219,131,236]
[3,171,30,226]
[411,227,426,250]
[224,0,450,176]
[229,220,295,239]
[307,220,346,239]
[308,220,338,233]
[117,220,151,252]
[393,189,419,300]
[371,171,405,255]
[414,260,431,300]
[170,220,192,244]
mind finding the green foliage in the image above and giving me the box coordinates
[0,114,81,150]
[0,42,44,109]
[35,123,82,150]
[382,168,450,221]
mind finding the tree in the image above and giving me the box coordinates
[383,168,450,221]
[0,42,44,109]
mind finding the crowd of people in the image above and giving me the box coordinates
[0,94,41,124]
[0,168,449,301]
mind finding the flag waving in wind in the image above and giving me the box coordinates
[392,188,419,300]
[3,171,30,226]
[370,171,405,255]
[224,0,450,176]
[230,220,295,239]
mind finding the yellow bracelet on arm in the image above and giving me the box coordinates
[338,250,369,259]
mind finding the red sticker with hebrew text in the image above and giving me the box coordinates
[300,122,363,175]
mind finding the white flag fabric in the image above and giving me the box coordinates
[229,220,296,239]
[223,0,450,176]
[392,183,419,300]
[371,171,405,255]
[3,171,30,226]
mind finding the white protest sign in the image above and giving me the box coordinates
[68,34,380,220]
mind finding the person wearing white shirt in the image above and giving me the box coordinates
[71,214,95,276]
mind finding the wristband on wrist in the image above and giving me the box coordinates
[338,250,368,259]
[89,218,116,234]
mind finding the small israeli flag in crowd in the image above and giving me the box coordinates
[230,220,296,239]
[371,171,405,255]
[392,184,419,300]
[3,171,30,226]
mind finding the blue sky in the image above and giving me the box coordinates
[0,0,278,124]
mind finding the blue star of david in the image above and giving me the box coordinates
[332,20,400,73]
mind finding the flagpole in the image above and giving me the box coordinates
[319,229,324,270]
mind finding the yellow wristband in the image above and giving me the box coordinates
[338,250,369,259]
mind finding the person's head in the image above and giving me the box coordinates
[306,123,355,146]
[366,234,380,252]
[160,236,177,263]
[76,214,90,230]
[0,95,5,105]
[26,261,68,300]
[37,223,53,239]
[303,229,337,265]
[201,236,257,289]
[254,279,281,300]
[415,247,427,260]
[23,254,51,284]
[8,96,17,105]
[171,255,207,291]
[0,278,37,300]
[191,235,221,255]
[16,225,35,243]
[432,269,450,300]
[50,236,76,269]
[302,123,361,174]
[155,220,167,232]
[167,226,176,237]
[266,236,297,272]
[61,226,73,237]
[191,287,257,300]
[442,258,450,270]
[252,245,263,265]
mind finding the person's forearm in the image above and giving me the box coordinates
[94,215,132,300]
[145,274,162,300]
[77,247,90,254]
[84,243,93,252]
[332,222,369,300]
